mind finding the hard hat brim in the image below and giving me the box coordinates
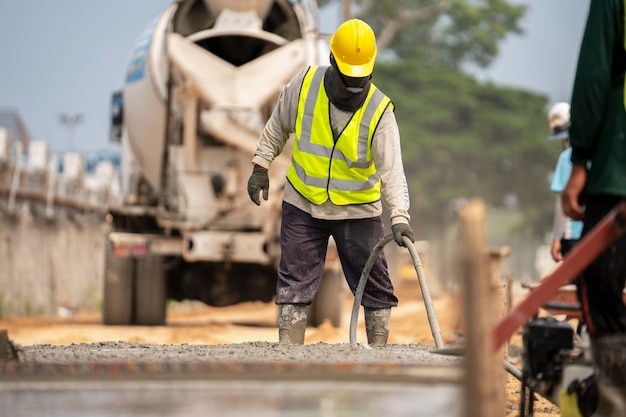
[334,54,376,78]
[548,130,569,141]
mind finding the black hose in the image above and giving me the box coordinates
[349,234,394,348]
[349,234,445,349]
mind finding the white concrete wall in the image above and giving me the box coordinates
[0,208,108,317]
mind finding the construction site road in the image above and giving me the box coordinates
[2,342,463,417]
[0,281,560,416]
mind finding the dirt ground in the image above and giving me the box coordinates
[0,279,559,417]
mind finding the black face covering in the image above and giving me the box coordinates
[324,54,371,112]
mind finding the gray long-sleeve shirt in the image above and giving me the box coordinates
[252,68,411,226]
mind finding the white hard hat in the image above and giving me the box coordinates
[547,102,570,141]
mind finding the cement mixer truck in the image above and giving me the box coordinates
[104,0,346,326]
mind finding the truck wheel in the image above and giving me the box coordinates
[308,268,345,328]
[135,255,166,325]
[102,241,134,325]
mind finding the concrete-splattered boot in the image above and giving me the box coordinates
[278,304,307,344]
[592,334,626,417]
[364,308,391,345]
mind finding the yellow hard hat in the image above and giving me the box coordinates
[330,19,377,78]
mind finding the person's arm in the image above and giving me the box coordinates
[551,195,567,262]
[372,109,411,226]
[252,71,305,168]
[562,164,587,220]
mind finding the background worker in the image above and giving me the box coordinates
[547,102,583,263]
[247,19,415,345]
[561,0,626,414]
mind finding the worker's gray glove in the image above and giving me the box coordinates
[391,223,415,247]
[247,164,269,206]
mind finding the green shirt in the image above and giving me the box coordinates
[569,0,626,195]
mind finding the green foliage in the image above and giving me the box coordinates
[441,0,526,68]
[327,0,526,70]
[374,59,558,238]
[22,301,44,317]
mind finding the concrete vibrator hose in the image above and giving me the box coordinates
[349,234,445,349]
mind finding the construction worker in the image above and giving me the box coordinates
[247,19,415,345]
[547,102,583,263]
[561,0,626,415]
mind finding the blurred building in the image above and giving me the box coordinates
[0,108,32,150]
[0,108,121,207]
[55,148,120,174]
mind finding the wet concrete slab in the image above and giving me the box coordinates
[1,341,465,416]
[1,379,463,417]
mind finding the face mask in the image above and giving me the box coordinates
[325,55,372,112]
[340,71,369,93]
[330,54,370,93]
[347,86,364,93]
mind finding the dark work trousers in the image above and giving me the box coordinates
[276,202,398,309]
[576,194,626,337]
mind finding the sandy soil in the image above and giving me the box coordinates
[0,279,559,417]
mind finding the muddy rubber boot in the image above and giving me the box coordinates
[278,304,307,344]
[592,334,626,417]
[364,308,391,345]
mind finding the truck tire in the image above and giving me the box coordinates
[134,254,166,326]
[308,268,345,328]
[102,241,134,325]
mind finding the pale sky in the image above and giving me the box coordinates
[470,0,590,104]
[0,0,590,153]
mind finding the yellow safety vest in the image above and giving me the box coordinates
[287,66,393,205]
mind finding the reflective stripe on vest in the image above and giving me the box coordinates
[287,66,392,205]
